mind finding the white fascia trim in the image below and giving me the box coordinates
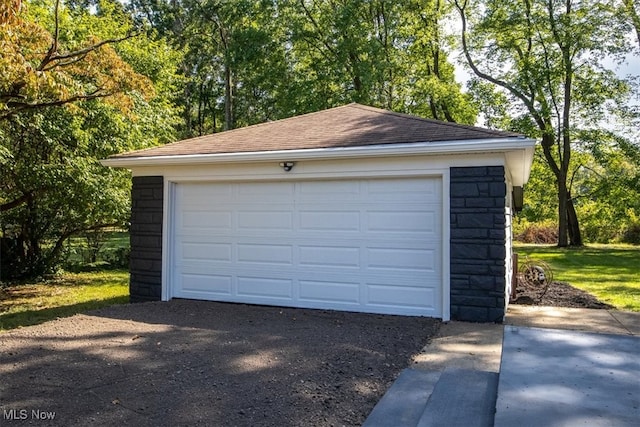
[101,137,536,168]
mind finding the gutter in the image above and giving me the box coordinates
[101,137,536,168]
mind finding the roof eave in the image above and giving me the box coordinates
[102,137,536,185]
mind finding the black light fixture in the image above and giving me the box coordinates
[513,186,524,213]
[279,161,295,172]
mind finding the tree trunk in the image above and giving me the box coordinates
[224,63,233,131]
[567,195,583,246]
[623,0,640,48]
[557,173,569,247]
[183,81,193,137]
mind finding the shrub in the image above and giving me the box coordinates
[621,222,640,244]
[514,221,558,244]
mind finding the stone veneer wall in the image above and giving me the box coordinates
[450,166,507,322]
[129,176,163,302]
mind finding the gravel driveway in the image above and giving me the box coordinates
[0,300,440,426]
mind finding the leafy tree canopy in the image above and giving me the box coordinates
[455,0,639,246]
[0,0,181,279]
[0,0,153,119]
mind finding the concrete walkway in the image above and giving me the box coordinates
[364,306,640,427]
[497,306,639,427]
[506,305,640,336]
[495,325,639,427]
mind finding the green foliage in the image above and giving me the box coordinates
[0,1,181,279]
[128,0,477,137]
[64,230,130,270]
[622,222,640,244]
[515,129,640,244]
[458,0,639,246]
[518,146,559,223]
[0,0,155,119]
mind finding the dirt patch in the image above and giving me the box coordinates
[512,280,614,310]
[0,300,440,426]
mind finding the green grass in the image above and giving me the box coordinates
[514,243,640,312]
[0,270,129,331]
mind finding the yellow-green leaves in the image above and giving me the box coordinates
[0,0,153,119]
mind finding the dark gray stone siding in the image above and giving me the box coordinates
[130,176,163,302]
[450,166,507,322]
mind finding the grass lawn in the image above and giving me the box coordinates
[514,243,640,312]
[0,270,129,331]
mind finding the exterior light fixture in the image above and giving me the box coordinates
[513,186,524,213]
[279,161,295,172]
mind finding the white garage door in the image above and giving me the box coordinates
[170,177,443,317]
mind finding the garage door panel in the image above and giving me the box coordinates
[299,210,361,231]
[367,178,440,199]
[237,211,293,231]
[182,242,232,262]
[366,284,438,310]
[367,248,436,272]
[299,280,361,304]
[237,277,293,299]
[181,274,232,295]
[237,182,294,199]
[182,211,232,229]
[179,183,232,203]
[367,211,437,234]
[299,245,361,268]
[172,177,443,317]
[298,180,361,201]
[237,243,293,265]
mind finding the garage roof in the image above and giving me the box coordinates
[103,103,536,186]
[107,103,524,159]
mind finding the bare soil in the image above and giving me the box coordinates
[0,300,440,426]
[512,280,614,310]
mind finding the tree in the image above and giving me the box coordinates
[623,0,640,48]
[283,0,475,122]
[127,0,477,135]
[399,0,476,122]
[127,0,292,136]
[0,0,154,120]
[454,0,637,246]
[0,0,181,279]
[572,128,640,242]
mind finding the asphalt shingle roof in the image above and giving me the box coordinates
[109,103,523,159]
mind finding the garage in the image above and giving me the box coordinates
[103,103,535,322]
[172,177,442,317]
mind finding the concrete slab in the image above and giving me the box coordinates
[505,306,637,335]
[609,310,640,336]
[417,367,498,427]
[412,321,504,373]
[495,325,640,427]
[363,369,441,427]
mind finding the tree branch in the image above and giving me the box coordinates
[1,90,110,119]
[38,32,139,72]
[624,0,640,48]
[38,0,60,71]
[0,192,33,212]
[453,0,547,132]
[47,221,122,268]
[298,0,338,56]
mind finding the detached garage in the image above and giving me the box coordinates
[103,104,535,322]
